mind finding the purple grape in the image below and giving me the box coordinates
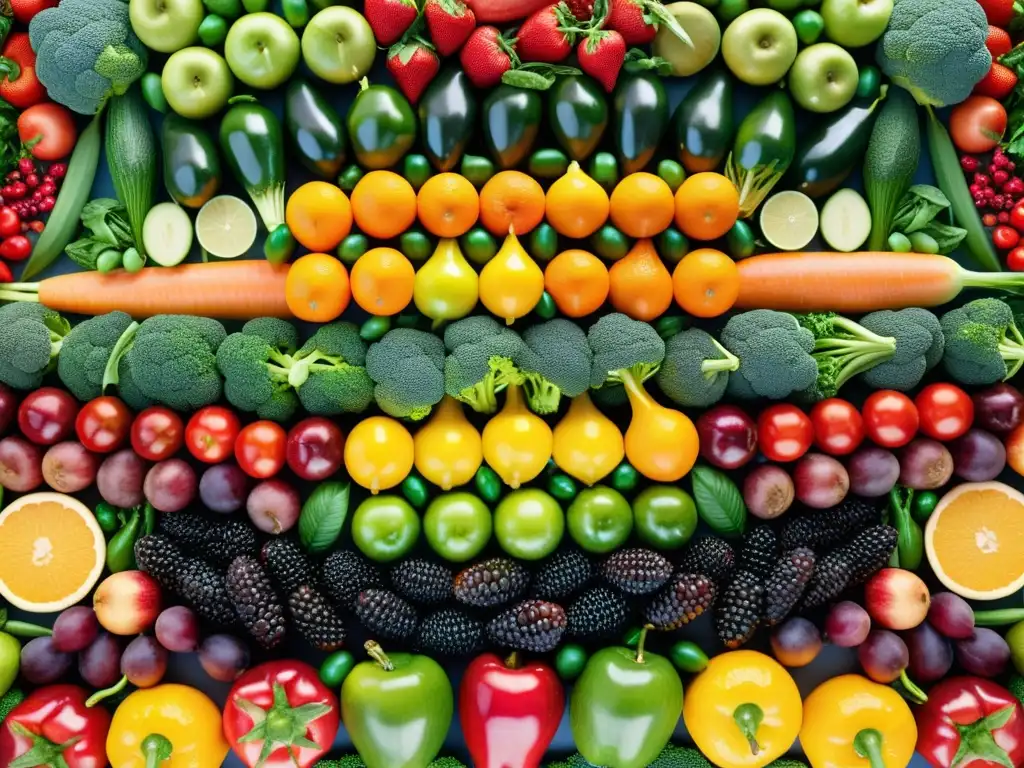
[155,606,199,652]
[145,458,197,513]
[825,601,872,647]
[20,637,72,684]
[955,629,1010,677]
[949,429,1006,482]
[247,479,301,534]
[743,464,794,520]
[121,636,168,688]
[198,634,250,682]
[898,439,954,490]
[847,447,900,498]
[770,618,822,668]
[78,633,123,688]
[199,463,250,514]
[904,622,953,683]
[52,606,99,653]
[857,630,909,683]
[96,448,146,508]
[928,593,976,640]
[972,383,1024,434]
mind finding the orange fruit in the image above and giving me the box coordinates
[674,172,741,241]
[609,173,675,238]
[479,171,546,235]
[285,181,353,251]
[544,249,610,318]
[285,252,351,322]
[351,171,418,240]
[608,239,673,321]
[545,161,609,238]
[672,248,739,318]
[0,492,105,612]
[925,481,1024,599]
[418,173,480,237]
[350,247,416,316]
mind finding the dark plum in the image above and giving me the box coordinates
[857,630,909,684]
[794,453,849,509]
[949,429,1006,482]
[972,383,1024,433]
[20,637,72,684]
[52,606,99,653]
[928,592,975,639]
[121,635,168,687]
[955,629,1010,677]
[770,617,822,667]
[825,601,872,647]
[0,382,18,435]
[198,634,250,682]
[96,449,146,508]
[904,622,953,683]
[898,439,954,490]
[199,463,250,514]
[78,633,123,688]
[155,606,199,652]
[847,446,900,498]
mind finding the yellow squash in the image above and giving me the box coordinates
[479,229,545,324]
[552,392,625,485]
[414,238,479,323]
[413,396,483,490]
[622,373,698,481]
[482,384,553,488]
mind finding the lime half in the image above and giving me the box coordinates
[195,195,258,259]
[759,190,819,251]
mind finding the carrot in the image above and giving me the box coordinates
[735,252,1024,312]
[0,261,291,319]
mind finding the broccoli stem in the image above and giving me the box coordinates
[521,374,561,415]
[702,338,740,378]
[101,321,139,391]
[287,351,342,388]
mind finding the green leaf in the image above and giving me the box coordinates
[690,465,747,538]
[64,237,107,270]
[298,481,350,554]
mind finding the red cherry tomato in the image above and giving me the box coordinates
[862,390,919,448]
[286,417,344,481]
[75,396,131,453]
[1011,203,1024,231]
[993,225,1020,250]
[17,387,77,445]
[130,406,184,461]
[757,404,813,463]
[915,383,974,441]
[810,398,865,456]
[235,421,287,479]
[1007,245,1024,271]
[185,406,241,464]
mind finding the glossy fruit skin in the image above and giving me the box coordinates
[161,113,222,208]
[482,84,542,170]
[284,78,346,179]
[567,485,633,553]
[612,70,668,174]
[758,404,813,462]
[347,83,417,170]
[319,651,355,688]
[18,387,78,446]
[915,384,974,441]
[0,685,110,768]
[671,68,734,173]
[423,491,492,562]
[697,405,757,469]
[286,417,343,481]
[460,653,565,768]
[75,396,131,454]
[235,421,287,479]
[863,391,919,449]
[419,67,477,172]
[632,485,697,550]
[494,488,564,560]
[130,406,183,461]
[185,406,240,464]
[550,75,609,163]
[810,398,864,456]
[218,99,286,220]
[351,496,420,562]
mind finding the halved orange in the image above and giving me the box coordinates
[0,492,105,612]
[925,481,1024,600]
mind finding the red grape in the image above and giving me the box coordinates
[927,593,975,639]
[51,606,99,653]
[742,464,794,520]
[770,618,822,667]
[825,601,872,648]
[949,429,1006,482]
[121,635,168,688]
[955,629,1010,677]
[78,632,123,688]
[155,606,199,652]
[793,453,849,509]
[198,634,250,682]
[847,446,900,498]
[144,458,197,513]
[898,439,954,490]
[96,449,146,508]
[0,435,42,492]
[857,630,909,683]
[20,637,72,684]
[246,479,301,535]
[904,622,953,683]
[199,463,249,514]
[41,441,98,493]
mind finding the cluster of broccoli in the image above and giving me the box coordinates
[314,757,465,768]
[0,303,70,390]
[940,298,1024,385]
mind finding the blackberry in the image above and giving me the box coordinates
[566,587,629,640]
[390,559,453,606]
[288,585,347,651]
[843,525,899,585]
[601,549,672,595]
[225,555,287,649]
[487,599,566,653]
[454,558,529,608]
[134,535,236,626]
[644,573,717,630]
[157,513,258,566]
[715,570,764,649]
[680,537,736,583]
[262,538,318,596]
[532,549,595,601]
[780,499,882,552]
[322,550,383,609]
[762,548,816,625]
[800,549,854,610]
[414,609,485,658]
[739,526,778,578]
[355,589,418,640]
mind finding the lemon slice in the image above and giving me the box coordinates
[195,195,258,259]
[759,190,819,251]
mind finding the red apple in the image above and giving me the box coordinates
[864,568,931,631]
[93,571,162,635]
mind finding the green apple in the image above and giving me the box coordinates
[494,489,565,560]
[821,0,893,48]
[224,12,301,89]
[788,42,859,113]
[567,486,633,554]
[351,495,420,562]
[722,8,798,86]
[130,0,204,53]
[423,492,492,562]
[301,6,376,85]
[161,47,234,119]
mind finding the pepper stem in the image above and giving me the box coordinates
[853,729,887,768]
[7,722,81,768]
[505,652,521,670]
[85,675,129,707]
[897,670,928,704]
[732,703,764,756]
[635,625,652,663]
[365,640,394,672]
[141,734,173,768]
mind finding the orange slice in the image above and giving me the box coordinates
[924,481,1024,600]
[0,492,105,612]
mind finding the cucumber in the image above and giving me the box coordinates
[219,96,286,232]
[162,114,222,209]
[142,203,194,267]
[107,86,157,256]
[820,188,871,253]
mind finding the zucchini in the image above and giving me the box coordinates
[142,203,194,267]
[671,68,734,173]
[219,95,286,232]
[419,67,477,172]
[106,86,158,257]
[482,84,542,170]
[725,90,796,218]
[347,79,416,170]
[549,75,608,163]
[819,189,871,253]
[162,113,222,209]
[863,87,920,251]
[285,78,346,179]
[613,70,669,174]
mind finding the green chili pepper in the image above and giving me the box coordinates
[106,508,142,573]
[912,491,938,524]
[589,152,619,190]
[528,149,569,179]
[474,466,503,504]
[337,164,364,192]
[727,220,756,260]
[670,641,709,673]
[528,223,558,263]
[461,154,495,187]
[360,316,392,342]
[888,487,923,572]
[401,474,430,510]
[547,473,578,502]
[320,650,356,687]
[591,225,630,262]
[654,315,688,339]
[462,227,498,265]
[400,229,432,262]
[338,233,369,265]
[656,160,686,192]
[534,291,557,320]
[403,154,432,190]
[658,228,690,265]
[264,224,296,265]
[610,461,639,494]
[94,503,120,535]
[555,643,588,681]
[142,503,156,536]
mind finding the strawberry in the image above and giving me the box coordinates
[606,0,691,46]
[977,0,1016,27]
[10,0,58,24]
[387,40,441,104]
[460,25,516,88]
[988,25,1013,58]
[975,61,1018,99]
[516,3,582,63]
[564,0,595,22]
[424,0,477,56]
[577,29,626,92]
[365,0,420,47]
[0,34,46,109]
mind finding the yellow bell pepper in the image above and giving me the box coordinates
[106,684,229,768]
[682,650,802,768]
[800,675,917,768]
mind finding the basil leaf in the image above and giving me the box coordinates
[690,465,747,538]
[299,481,350,554]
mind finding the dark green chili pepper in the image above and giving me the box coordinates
[360,316,392,342]
[912,491,938,524]
[888,487,923,572]
[474,466,503,504]
[142,503,156,536]
[547,473,578,502]
[670,641,709,673]
[320,650,356,687]
[94,503,120,535]
[401,473,430,510]
[107,508,142,573]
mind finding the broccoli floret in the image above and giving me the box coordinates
[241,317,299,351]
[443,316,528,414]
[766,762,810,768]
[57,311,137,401]
[940,298,1024,385]
[858,309,939,391]
[0,688,24,722]
[587,313,665,389]
[656,328,738,408]
[294,323,374,416]
[519,319,593,414]
[722,311,818,400]
[428,759,467,768]
[650,746,716,768]
[1010,675,1024,705]
[29,0,147,115]
[314,757,365,768]
[216,329,299,422]
[365,329,445,420]
[877,0,990,107]
[124,315,226,411]
[0,303,69,390]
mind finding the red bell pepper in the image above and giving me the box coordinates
[460,652,565,768]
[0,684,111,768]
[915,676,1024,768]
[223,660,339,768]
[0,33,46,109]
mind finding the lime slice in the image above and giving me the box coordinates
[195,195,258,259]
[759,190,819,251]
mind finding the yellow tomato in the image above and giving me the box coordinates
[482,385,553,488]
[552,392,624,485]
[414,396,483,490]
[479,230,544,323]
[345,416,414,493]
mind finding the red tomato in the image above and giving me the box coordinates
[1008,245,1024,271]
[1011,203,1024,232]
[757,404,813,463]
[10,0,59,24]
[17,103,77,162]
[185,406,241,464]
[810,398,865,456]
[949,96,1007,154]
[862,390,919,448]
[130,407,184,461]
[75,396,131,453]
[993,225,1021,250]
[236,421,287,479]
[915,383,974,441]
